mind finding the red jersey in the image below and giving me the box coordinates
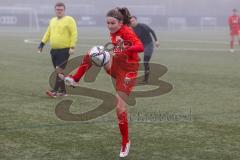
[110,25,143,63]
[72,25,143,95]
[228,15,240,31]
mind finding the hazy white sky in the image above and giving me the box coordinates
[1,0,239,16]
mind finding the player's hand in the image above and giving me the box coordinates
[37,42,45,53]
[155,41,160,48]
[110,51,116,56]
[116,36,123,43]
[69,48,75,55]
[37,48,42,53]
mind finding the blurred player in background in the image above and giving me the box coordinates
[61,7,143,157]
[130,16,160,83]
[37,2,78,97]
[228,8,240,53]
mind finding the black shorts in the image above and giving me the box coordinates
[50,48,70,69]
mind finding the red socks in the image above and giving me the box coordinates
[72,54,92,82]
[117,111,129,146]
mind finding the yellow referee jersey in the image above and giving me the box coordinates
[42,16,78,49]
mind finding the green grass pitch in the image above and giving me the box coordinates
[1,27,240,160]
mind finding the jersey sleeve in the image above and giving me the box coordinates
[69,17,78,48]
[123,27,144,53]
[72,53,92,82]
[142,23,158,41]
[42,22,51,44]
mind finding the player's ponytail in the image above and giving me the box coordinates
[117,7,131,25]
[106,7,131,26]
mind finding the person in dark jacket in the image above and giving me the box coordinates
[130,16,160,83]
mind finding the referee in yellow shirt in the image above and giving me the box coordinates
[38,2,78,98]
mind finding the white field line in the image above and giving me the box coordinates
[24,37,229,44]
[24,38,234,52]
[162,39,228,45]
[159,48,234,52]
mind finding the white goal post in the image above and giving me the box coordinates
[0,7,39,32]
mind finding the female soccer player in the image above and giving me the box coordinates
[62,7,143,157]
[228,8,240,53]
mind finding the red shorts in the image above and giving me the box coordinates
[106,57,138,95]
[230,29,240,36]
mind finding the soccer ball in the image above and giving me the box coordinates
[89,46,110,67]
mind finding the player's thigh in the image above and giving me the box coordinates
[50,50,58,68]
[144,42,154,57]
[105,56,117,79]
[115,71,137,96]
[53,48,70,69]
[238,30,240,38]
[144,55,152,63]
[231,30,239,37]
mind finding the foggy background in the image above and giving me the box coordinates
[0,0,239,31]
